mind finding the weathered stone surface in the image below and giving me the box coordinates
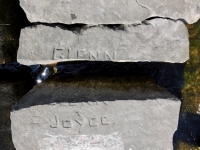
[17,19,189,65]
[11,75,180,150]
[19,0,200,24]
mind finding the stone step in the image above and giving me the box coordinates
[19,0,200,24]
[17,18,189,65]
[11,75,180,150]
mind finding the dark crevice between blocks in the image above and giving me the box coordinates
[52,61,185,100]
[144,16,188,24]
[22,16,186,33]
[17,1,32,29]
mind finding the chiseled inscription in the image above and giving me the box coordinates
[101,116,109,125]
[89,51,100,60]
[62,120,72,128]
[60,101,109,107]
[89,118,98,127]
[50,116,110,131]
[53,48,116,60]
[50,116,59,128]
[77,49,86,59]
[53,48,71,60]
[77,49,116,60]
[53,48,64,60]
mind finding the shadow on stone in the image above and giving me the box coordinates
[11,72,181,149]
[17,1,32,29]
[13,73,180,110]
[55,61,185,99]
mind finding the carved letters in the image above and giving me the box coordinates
[53,48,71,60]
[50,116,59,128]
[60,101,109,107]
[62,120,72,128]
[89,118,98,127]
[53,48,116,60]
[50,116,110,130]
[101,116,109,125]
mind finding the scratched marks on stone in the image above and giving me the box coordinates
[39,132,124,150]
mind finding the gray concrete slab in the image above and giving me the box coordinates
[19,0,200,24]
[17,19,189,65]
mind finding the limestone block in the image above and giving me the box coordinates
[11,75,180,150]
[19,0,200,24]
[17,19,189,65]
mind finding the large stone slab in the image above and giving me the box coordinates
[11,75,180,150]
[19,0,200,24]
[17,19,189,65]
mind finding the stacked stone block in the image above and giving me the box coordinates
[7,0,200,150]
[16,0,200,65]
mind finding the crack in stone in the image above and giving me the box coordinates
[135,0,150,11]
[25,17,185,33]
[135,0,187,24]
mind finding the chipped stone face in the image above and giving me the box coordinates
[19,0,200,24]
[11,75,180,150]
[17,19,189,65]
